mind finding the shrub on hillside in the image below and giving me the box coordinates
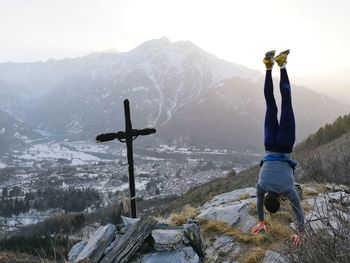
[297,148,350,185]
[0,235,73,261]
[282,192,350,263]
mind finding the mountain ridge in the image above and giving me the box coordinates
[0,38,349,152]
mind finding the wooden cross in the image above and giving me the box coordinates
[96,99,156,218]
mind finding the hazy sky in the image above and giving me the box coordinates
[1,0,350,82]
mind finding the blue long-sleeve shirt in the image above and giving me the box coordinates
[257,151,305,232]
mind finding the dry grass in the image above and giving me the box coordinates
[200,211,294,262]
[272,210,294,223]
[302,202,313,212]
[240,247,266,263]
[265,218,294,241]
[167,205,198,226]
[200,219,275,244]
[247,202,257,216]
[0,250,42,263]
[302,185,321,199]
[239,194,251,200]
[200,219,254,243]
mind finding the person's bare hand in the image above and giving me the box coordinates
[291,233,304,246]
[251,221,267,234]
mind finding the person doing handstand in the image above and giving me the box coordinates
[251,50,305,245]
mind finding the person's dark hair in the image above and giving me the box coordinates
[264,191,280,213]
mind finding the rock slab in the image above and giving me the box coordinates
[68,240,88,262]
[75,223,116,263]
[262,250,290,263]
[198,202,257,232]
[201,187,257,210]
[134,246,200,263]
[151,229,184,251]
[183,222,205,258]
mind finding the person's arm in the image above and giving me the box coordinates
[251,183,267,234]
[256,183,265,222]
[285,186,305,244]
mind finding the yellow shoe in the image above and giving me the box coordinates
[275,49,290,67]
[263,50,276,70]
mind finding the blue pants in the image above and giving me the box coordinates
[264,69,295,153]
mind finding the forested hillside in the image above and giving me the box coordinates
[294,112,350,185]
[295,112,350,152]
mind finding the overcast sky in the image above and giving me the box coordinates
[1,0,350,83]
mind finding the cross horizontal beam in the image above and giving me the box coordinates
[96,128,156,143]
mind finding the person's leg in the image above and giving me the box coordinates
[263,51,279,150]
[264,69,279,150]
[275,51,295,152]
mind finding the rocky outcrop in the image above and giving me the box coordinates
[68,218,204,263]
[68,185,350,263]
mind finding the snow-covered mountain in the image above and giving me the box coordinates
[0,37,349,151]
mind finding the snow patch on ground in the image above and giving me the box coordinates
[0,208,64,229]
[17,142,100,165]
[113,179,149,192]
[0,163,6,169]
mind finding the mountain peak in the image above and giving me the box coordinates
[135,37,171,50]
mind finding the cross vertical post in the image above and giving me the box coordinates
[96,99,156,218]
[124,99,137,218]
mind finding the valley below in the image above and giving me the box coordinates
[0,132,261,237]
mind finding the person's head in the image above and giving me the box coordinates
[264,191,280,213]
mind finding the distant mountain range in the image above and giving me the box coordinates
[0,37,349,152]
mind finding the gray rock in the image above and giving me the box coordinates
[197,202,256,231]
[293,193,350,233]
[262,250,290,263]
[134,246,200,263]
[197,203,244,225]
[182,235,191,245]
[291,208,350,234]
[201,187,256,210]
[119,227,127,234]
[183,223,205,258]
[198,187,257,231]
[324,184,350,193]
[304,192,349,209]
[68,240,88,262]
[151,229,184,251]
[205,235,240,262]
[234,204,258,233]
[75,223,116,263]
[103,234,122,256]
[121,215,140,229]
[213,235,234,250]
